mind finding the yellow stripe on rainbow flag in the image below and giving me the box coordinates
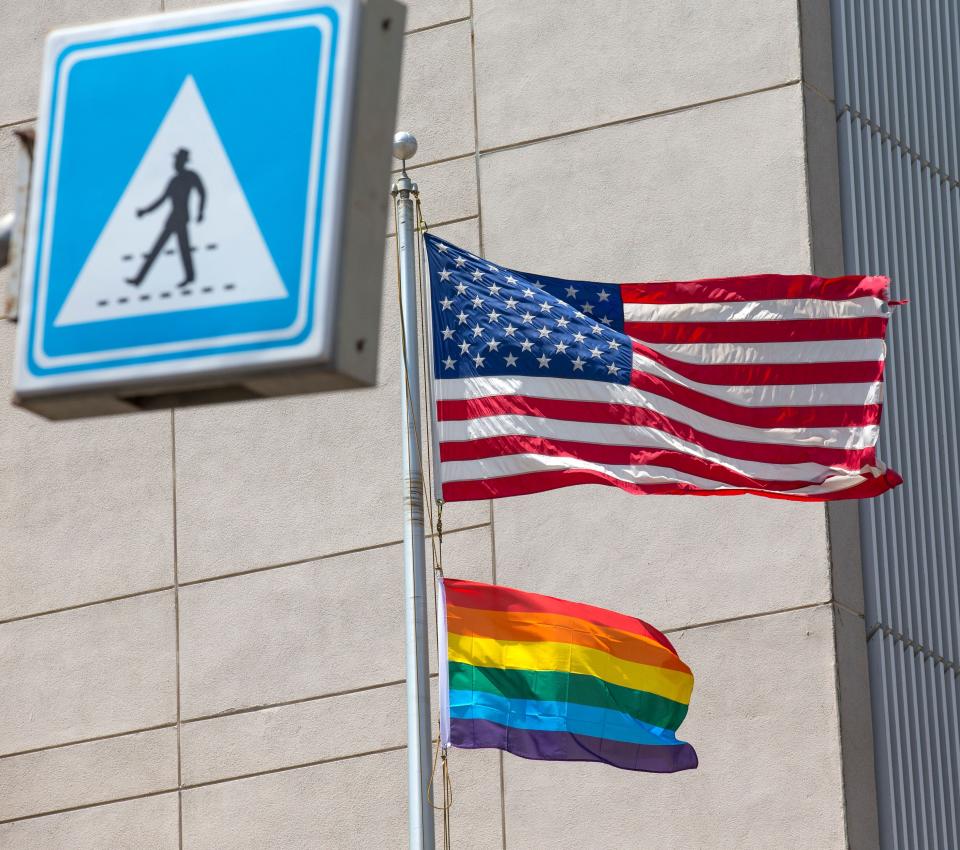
[447,631,693,705]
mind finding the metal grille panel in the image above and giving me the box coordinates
[832,1,960,847]
[837,111,960,664]
[833,0,960,182]
[868,633,960,850]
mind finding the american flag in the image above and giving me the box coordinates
[425,233,902,502]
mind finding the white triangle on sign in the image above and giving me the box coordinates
[55,75,288,327]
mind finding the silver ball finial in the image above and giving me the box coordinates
[393,131,418,163]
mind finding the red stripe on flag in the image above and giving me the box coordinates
[630,340,886,386]
[439,435,821,490]
[620,274,889,304]
[436,395,876,468]
[627,370,880,428]
[441,466,901,503]
[624,317,888,344]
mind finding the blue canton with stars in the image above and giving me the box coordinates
[426,234,632,383]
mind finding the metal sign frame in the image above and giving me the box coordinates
[13,0,403,418]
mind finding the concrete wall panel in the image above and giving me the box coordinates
[181,747,502,850]
[163,0,227,10]
[0,727,177,822]
[181,683,405,787]
[0,126,22,219]
[0,0,161,126]
[181,679,455,789]
[803,85,844,278]
[0,125,28,298]
[0,793,179,849]
[473,0,801,150]
[164,0,469,31]
[832,604,879,850]
[404,0,470,33]
[389,155,479,233]
[0,592,177,755]
[396,20,475,165]
[478,84,811,280]
[0,325,174,621]
[799,0,836,98]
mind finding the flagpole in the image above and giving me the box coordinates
[392,131,436,850]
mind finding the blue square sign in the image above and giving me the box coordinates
[15,0,400,414]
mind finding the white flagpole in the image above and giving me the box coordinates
[391,131,436,850]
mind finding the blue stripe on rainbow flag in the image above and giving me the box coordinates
[448,690,684,747]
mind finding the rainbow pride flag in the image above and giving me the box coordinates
[438,578,697,773]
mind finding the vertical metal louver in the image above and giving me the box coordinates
[869,633,960,850]
[832,1,960,847]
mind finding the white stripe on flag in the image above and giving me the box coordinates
[439,453,872,495]
[630,351,882,407]
[438,414,870,479]
[622,296,889,324]
[642,338,887,365]
[436,377,878,449]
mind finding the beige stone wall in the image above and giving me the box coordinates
[0,1,877,847]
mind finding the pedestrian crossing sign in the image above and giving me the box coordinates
[14,0,403,418]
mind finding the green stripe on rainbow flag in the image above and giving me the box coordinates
[448,661,690,731]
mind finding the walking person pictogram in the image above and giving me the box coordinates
[126,147,206,288]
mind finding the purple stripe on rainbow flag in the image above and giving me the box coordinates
[450,718,698,773]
